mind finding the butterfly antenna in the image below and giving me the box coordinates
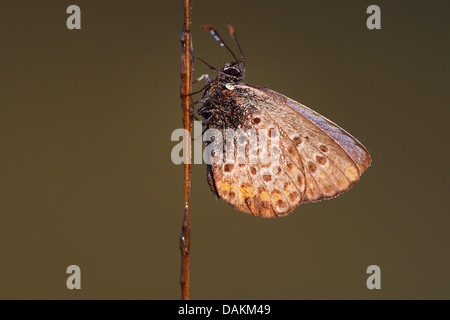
[201,25,238,61]
[194,56,219,72]
[226,23,245,70]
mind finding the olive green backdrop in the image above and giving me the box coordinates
[0,0,448,299]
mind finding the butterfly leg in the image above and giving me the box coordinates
[180,84,209,98]
[192,73,210,85]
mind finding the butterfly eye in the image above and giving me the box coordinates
[223,67,241,77]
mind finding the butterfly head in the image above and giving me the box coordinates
[220,60,245,83]
[200,24,246,84]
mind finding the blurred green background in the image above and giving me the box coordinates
[0,0,448,299]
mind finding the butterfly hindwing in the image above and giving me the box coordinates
[208,109,308,217]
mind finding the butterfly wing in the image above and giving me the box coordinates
[206,83,371,217]
[256,86,372,174]
[240,84,371,202]
[206,119,306,218]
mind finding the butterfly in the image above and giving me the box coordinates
[196,24,371,218]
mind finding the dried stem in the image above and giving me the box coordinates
[180,0,193,300]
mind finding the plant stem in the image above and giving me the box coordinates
[180,0,193,300]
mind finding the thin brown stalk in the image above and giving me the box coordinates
[180,0,193,300]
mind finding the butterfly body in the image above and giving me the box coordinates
[197,26,371,218]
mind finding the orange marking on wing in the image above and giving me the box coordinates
[271,193,282,202]
[239,187,255,198]
[260,191,270,202]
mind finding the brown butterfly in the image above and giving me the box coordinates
[196,24,371,218]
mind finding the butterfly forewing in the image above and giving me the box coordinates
[256,86,372,174]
